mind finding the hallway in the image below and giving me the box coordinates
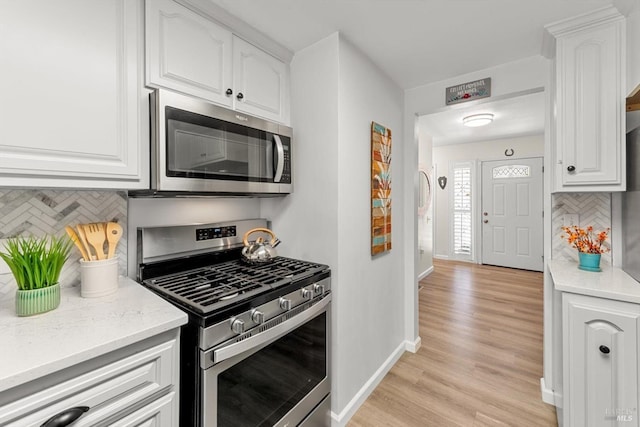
[348,260,557,426]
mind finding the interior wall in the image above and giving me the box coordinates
[431,134,544,259]
[417,130,433,277]
[262,32,405,424]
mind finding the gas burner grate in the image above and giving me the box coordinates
[143,256,328,314]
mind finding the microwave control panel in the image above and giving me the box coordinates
[196,226,237,241]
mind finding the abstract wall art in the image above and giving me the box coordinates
[371,121,392,255]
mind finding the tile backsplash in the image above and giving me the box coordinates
[0,190,127,299]
[552,192,612,264]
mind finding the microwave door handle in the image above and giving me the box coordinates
[273,134,285,183]
[210,296,330,365]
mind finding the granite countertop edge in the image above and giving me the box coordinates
[0,277,188,394]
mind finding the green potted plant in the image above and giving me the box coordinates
[0,235,72,316]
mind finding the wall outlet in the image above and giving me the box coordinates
[563,213,580,226]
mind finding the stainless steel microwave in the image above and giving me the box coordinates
[141,89,292,196]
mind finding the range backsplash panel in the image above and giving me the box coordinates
[552,192,612,264]
[0,190,127,299]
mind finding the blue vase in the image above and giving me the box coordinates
[578,252,601,272]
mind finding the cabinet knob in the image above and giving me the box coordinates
[599,345,611,355]
[236,92,244,100]
[225,88,233,96]
[567,165,576,172]
[483,219,488,224]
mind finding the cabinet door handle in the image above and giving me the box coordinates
[41,406,90,427]
[567,165,576,172]
[236,92,244,100]
[225,88,233,96]
[599,345,611,355]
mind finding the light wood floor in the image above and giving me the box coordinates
[347,260,557,427]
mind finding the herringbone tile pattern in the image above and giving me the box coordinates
[552,193,611,264]
[0,190,127,298]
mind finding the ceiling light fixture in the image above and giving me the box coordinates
[462,113,494,127]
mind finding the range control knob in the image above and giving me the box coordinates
[301,288,312,300]
[313,283,325,295]
[230,318,245,334]
[279,297,292,311]
[251,310,265,324]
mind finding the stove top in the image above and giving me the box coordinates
[142,256,328,315]
[136,219,330,318]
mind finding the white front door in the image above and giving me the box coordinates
[481,158,543,271]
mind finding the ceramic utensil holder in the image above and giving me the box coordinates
[80,258,118,297]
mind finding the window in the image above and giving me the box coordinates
[452,162,472,258]
[492,164,530,179]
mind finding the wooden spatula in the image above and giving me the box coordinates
[83,223,106,260]
[106,222,123,259]
[65,226,90,261]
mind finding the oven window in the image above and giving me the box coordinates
[217,312,327,427]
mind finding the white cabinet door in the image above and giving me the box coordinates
[563,293,639,427]
[0,0,145,189]
[145,0,233,107]
[233,36,289,124]
[550,8,626,192]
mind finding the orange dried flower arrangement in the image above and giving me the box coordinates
[561,225,610,254]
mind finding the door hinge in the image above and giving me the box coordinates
[542,165,544,173]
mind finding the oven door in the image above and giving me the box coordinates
[201,296,330,427]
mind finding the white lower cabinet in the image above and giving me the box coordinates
[563,293,640,427]
[0,333,179,427]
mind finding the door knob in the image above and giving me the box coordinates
[567,165,576,172]
[599,345,611,355]
[225,88,233,96]
[237,92,244,100]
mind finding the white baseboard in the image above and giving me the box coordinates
[330,341,407,426]
[405,336,421,353]
[433,254,449,260]
[540,377,558,406]
[417,266,434,281]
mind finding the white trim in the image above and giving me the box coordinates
[540,377,557,405]
[405,336,422,353]
[417,266,434,281]
[433,254,449,260]
[330,341,406,427]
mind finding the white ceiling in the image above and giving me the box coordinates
[207,0,622,89]
[419,91,546,146]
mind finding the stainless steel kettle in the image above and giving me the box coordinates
[241,227,281,264]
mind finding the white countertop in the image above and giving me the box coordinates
[549,259,640,303]
[0,277,187,394]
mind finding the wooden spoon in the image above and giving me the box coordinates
[106,222,123,259]
[75,225,93,260]
[65,226,90,261]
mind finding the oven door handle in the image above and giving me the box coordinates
[210,296,330,365]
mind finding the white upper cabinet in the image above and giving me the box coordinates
[146,0,234,108]
[233,36,289,124]
[547,7,626,192]
[0,0,146,189]
[145,0,290,124]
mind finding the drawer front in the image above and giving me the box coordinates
[0,338,177,426]
[109,391,177,427]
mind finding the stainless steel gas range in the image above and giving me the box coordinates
[136,219,331,427]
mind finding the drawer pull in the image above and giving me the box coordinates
[41,406,89,427]
[599,345,611,355]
